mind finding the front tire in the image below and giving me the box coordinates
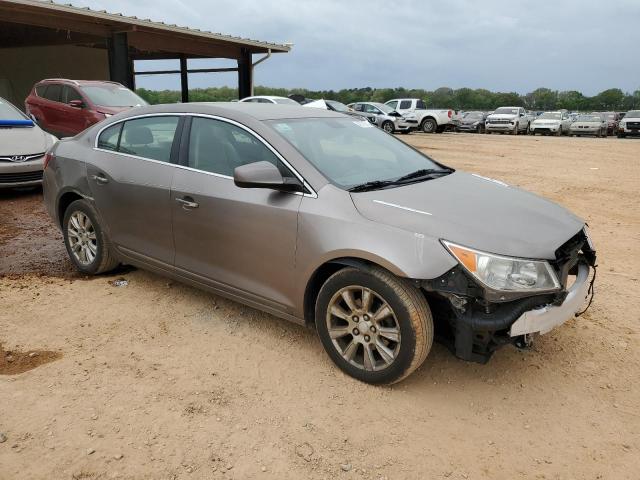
[63,199,119,275]
[315,266,433,385]
[512,123,519,135]
[382,121,394,134]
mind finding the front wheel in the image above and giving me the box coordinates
[512,123,519,135]
[63,199,119,275]
[315,266,433,385]
[382,121,394,134]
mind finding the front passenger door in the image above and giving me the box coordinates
[171,116,302,313]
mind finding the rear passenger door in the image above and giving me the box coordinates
[171,115,302,313]
[88,115,182,266]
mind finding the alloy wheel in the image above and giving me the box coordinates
[67,211,98,265]
[325,285,401,371]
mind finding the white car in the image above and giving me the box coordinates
[485,107,534,135]
[384,98,453,133]
[530,111,573,136]
[617,110,640,138]
[239,95,299,105]
[0,96,57,189]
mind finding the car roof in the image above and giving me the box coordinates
[36,79,124,87]
[243,95,290,100]
[107,102,345,122]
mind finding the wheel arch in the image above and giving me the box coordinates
[56,189,85,229]
[302,256,409,328]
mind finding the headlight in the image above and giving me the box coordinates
[472,121,479,126]
[442,241,560,292]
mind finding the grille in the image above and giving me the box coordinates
[489,119,511,124]
[627,121,640,129]
[0,170,43,183]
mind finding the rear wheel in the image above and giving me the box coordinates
[420,118,437,134]
[315,266,433,384]
[63,199,119,275]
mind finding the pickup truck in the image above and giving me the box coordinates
[485,107,534,135]
[385,98,453,133]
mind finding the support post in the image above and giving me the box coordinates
[180,55,189,103]
[237,48,253,99]
[107,32,134,89]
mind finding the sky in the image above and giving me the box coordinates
[68,0,640,95]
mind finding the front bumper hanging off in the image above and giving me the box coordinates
[509,262,590,337]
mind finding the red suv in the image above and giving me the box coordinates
[25,79,147,137]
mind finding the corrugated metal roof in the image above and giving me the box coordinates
[1,0,292,53]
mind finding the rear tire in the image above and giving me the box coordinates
[63,199,119,275]
[420,117,437,134]
[315,266,433,385]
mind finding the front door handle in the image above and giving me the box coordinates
[91,173,109,185]
[175,196,199,209]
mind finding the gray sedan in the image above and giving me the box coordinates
[0,96,57,188]
[43,103,596,384]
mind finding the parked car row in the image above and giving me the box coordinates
[453,107,640,138]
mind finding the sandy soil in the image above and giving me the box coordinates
[0,133,639,480]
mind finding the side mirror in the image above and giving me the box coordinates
[520,112,525,116]
[69,100,85,108]
[234,161,304,193]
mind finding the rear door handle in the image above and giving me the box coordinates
[91,173,109,185]
[175,196,199,209]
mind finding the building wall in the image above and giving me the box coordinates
[0,45,109,110]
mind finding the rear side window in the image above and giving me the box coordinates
[97,123,122,151]
[44,84,62,102]
[63,86,83,104]
[187,117,290,178]
[416,100,427,109]
[115,116,179,162]
[399,100,412,109]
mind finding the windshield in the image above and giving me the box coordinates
[463,112,484,120]
[373,103,394,114]
[80,85,147,107]
[268,118,446,189]
[625,110,640,118]
[539,112,562,120]
[576,115,601,122]
[494,107,519,115]
[0,98,28,121]
[273,97,299,105]
[326,100,350,112]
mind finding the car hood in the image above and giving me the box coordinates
[487,113,517,120]
[571,121,600,127]
[350,171,584,260]
[533,119,560,125]
[0,125,54,155]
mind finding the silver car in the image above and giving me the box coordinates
[569,114,608,137]
[349,102,412,133]
[0,96,57,188]
[43,103,597,384]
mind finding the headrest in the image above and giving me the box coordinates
[124,126,153,145]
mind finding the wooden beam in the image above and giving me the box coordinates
[128,30,242,59]
[0,6,114,36]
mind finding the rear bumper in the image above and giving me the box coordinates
[509,262,590,336]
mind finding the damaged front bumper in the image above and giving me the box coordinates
[421,230,596,363]
[509,262,590,337]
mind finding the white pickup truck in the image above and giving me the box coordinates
[485,106,535,135]
[385,98,453,133]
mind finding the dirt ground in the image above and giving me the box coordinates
[1,133,639,480]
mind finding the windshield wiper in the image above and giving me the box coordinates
[395,168,454,183]
[348,180,398,192]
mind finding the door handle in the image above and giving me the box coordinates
[91,173,109,185]
[175,197,199,209]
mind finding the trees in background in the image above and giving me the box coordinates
[136,86,640,111]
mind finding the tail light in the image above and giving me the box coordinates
[43,152,54,169]
[448,110,453,118]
